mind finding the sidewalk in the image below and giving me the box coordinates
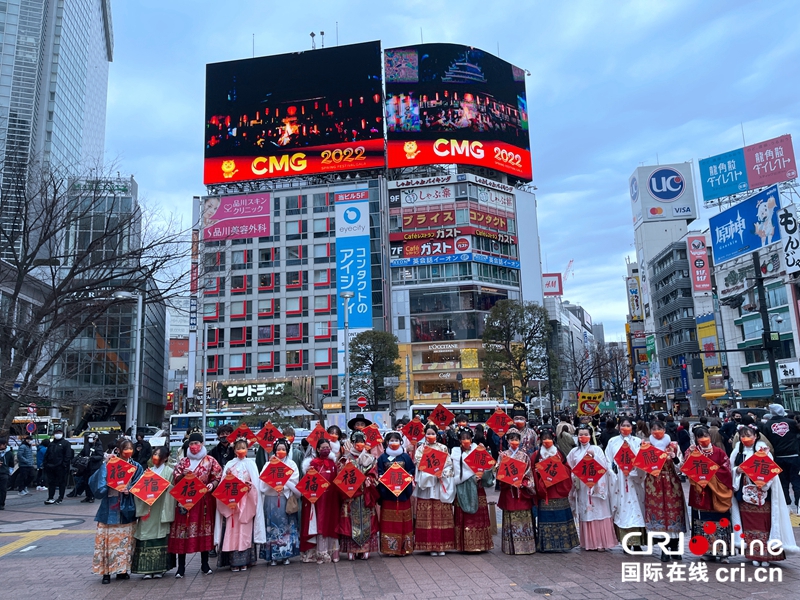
[1,488,798,599]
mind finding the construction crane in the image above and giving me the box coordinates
[563,259,575,281]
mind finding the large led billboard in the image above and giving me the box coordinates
[204,41,385,185]
[384,44,532,181]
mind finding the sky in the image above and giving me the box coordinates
[104,0,800,341]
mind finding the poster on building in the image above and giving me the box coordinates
[335,189,374,331]
[627,277,643,321]
[201,193,271,242]
[687,235,712,293]
[776,203,800,275]
[695,314,723,393]
[716,250,782,300]
[542,273,563,296]
[709,185,782,265]
[629,163,698,226]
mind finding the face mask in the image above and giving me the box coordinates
[319,448,331,458]
[121,449,133,459]
[152,456,162,467]
[542,439,554,448]
[652,431,665,440]
[698,439,711,448]
[54,434,63,440]
[425,434,437,444]
[460,439,472,449]
[620,426,632,436]
[509,439,520,450]
[354,442,365,452]
[286,436,295,444]
[388,441,401,450]
[742,438,756,447]
[235,449,247,458]
[275,449,287,459]
[514,420,526,429]
[355,424,364,431]
[578,435,590,444]
[189,442,202,454]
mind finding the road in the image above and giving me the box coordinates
[1,488,799,599]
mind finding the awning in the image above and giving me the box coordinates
[701,390,726,400]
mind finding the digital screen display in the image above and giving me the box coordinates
[204,41,385,185]
[385,43,532,181]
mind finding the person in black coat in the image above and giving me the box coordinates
[43,428,73,504]
[133,433,153,469]
[72,434,104,503]
[765,403,800,506]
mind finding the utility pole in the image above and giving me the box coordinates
[546,339,555,417]
[752,251,782,403]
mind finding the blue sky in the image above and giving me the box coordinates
[105,0,800,340]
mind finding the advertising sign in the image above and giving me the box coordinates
[335,190,373,331]
[204,41,385,185]
[389,227,516,245]
[716,250,782,300]
[699,134,796,202]
[627,276,643,321]
[385,43,531,180]
[542,273,563,296]
[687,235,712,293]
[401,209,456,230]
[394,237,472,259]
[696,314,723,393]
[776,203,800,275]
[710,185,781,265]
[201,193,270,241]
[629,163,698,226]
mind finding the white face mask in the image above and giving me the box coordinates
[54,434,63,440]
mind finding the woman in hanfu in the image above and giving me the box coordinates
[566,426,617,551]
[413,423,456,556]
[685,426,734,563]
[377,431,416,556]
[131,447,175,579]
[300,438,341,563]
[337,431,380,560]
[168,432,222,578]
[605,417,647,551]
[451,426,494,552]
[259,438,301,566]
[214,439,266,572]
[496,427,536,555]
[531,429,579,553]
[643,421,687,562]
[90,439,144,584]
[731,424,798,566]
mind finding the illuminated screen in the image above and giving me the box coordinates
[204,41,385,185]
[385,43,531,181]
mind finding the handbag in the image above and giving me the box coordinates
[72,455,90,474]
[456,478,479,514]
[742,484,766,506]
[285,493,299,514]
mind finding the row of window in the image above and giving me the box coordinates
[653,269,689,292]
[206,348,336,374]
[656,287,692,310]
[204,268,336,297]
[203,295,337,322]
[652,248,687,276]
[204,322,335,346]
[391,263,520,286]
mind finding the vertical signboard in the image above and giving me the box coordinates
[542,273,563,296]
[335,189,373,330]
[709,185,782,265]
[687,235,712,293]
[776,203,800,275]
[627,276,643,321]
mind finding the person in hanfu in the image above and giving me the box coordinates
[605,417,647,552]
[300,437,341,563]
[511,402,538,458]
[168,432,222,578]
[131,447,175,579]
[531,429,579,553]
[566,426,617,551]
[685,426,734,563]
[642,421,686,562]
[214,438,266,572]
[451,426,494,553]
[377,431,415,556]
[413,423,456,556]
[326,425,345,461]
[731,424,799,566]
[337,431,380,560]
[345,414,384,458]
[496,427,536,554]
[90,439,144,584]
[260,438,301,566]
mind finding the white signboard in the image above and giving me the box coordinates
[776,203,800,275]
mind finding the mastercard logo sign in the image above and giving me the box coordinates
[649,207,664,215]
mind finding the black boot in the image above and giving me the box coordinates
[200,551,213,575]
[175,554,186,578]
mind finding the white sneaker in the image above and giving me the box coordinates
[36,486,46,491]
[18,490,27,496]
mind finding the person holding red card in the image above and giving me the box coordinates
[168,432,222,578]
[337,431,380,560]
[566,426,617,551]
[510,402,538,458]
[496,427,536,555]
[451,427,494,553]
[326,425,345,461]
[413,423,456,556]
[259,438,301,566]
[300,438,341,563]
[214,439,265,572]
[89,439,144,584]
[132,447,176,579]
[604,417,646,551]
[531,430,578,553]
[685,426,734,563]
[345,414,384,458]
[377,431,416,556]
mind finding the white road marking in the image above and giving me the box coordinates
[19,545,37,552]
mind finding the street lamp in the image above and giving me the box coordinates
[113,290,143,436]
[340,291,355,426]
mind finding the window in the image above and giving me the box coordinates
[231,275,248,294]
[507,219,516,234]
[204,277,221,295]
[230,327,245,345]
[315,321,330,338]
[286,271,302,288]
[456,209,469,225]
[286,221,301,236]
[313,193,329,212]
[315,348,331,365]
[229,354,244,369]
[258,325,276,343]
[314,243,330,258]
[314,269,329,285]
[203,302,222,320]
[389,215,401,232]
[206,327,224,347]
[232,250,251,269]
[286,350,302,367]
[258,298,274,316]
[286,323,301,340]
[287,245,304,261]
[313,218,328,233]
[314,295,331,312]
[231,301,245,316]
[286,297,301,313]
[259,247,279,266]
[257,352,274,369]
[259,273,277,291]
[206,354,223,374]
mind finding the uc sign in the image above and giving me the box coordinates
[649,167,685,202]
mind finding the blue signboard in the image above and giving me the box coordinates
[709,185,781,265]
[335,190,373,330]
[389,253,520,269]
[680,357,690,392]
[699,148,748,201]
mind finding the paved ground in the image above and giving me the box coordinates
[2,488,800,599]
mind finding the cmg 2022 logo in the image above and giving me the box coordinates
[649,167,686,202]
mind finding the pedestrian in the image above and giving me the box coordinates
[259,437,301,566]
[326,425,344,461]
[337,431,380,560]
[496,427,536,555]
[730,425,799,567]
[643,421,686,561]
[0,437,13,509]
[511,403,538,457]
[708,419,726,452]
[605,417,647,551]
[300,438,340,563]
[35,438,49,490]
[43,427,73,504]
[75,434,104,503]
[15,434,35,495]
[214,438,265,572]
[598,418,619,451]
[447,414,469,450]
[168,432,222,578]
[210,425,235,469]
[413,423,456,556]
[686,426,733,563]
[345,414,383,458]
[566,426,617,551]
[763,403,800,508]
[90,439,144,584]
[376,431,415,556]
[131,447,175,579]
[531,430,579,552]
[451,426,494,552]
[635,420,649,440]
[133,433,152,470]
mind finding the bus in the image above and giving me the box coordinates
[406,400,528,427]
[9,416,69,443]
[169,406,315,445]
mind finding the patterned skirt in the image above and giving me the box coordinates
[379,499,414,556]
[739,498,785,562]
[167,494,215,554]
[216,518,258,568]
[414,498,455,552]
[132,537,173,574]
[92,522,136,576]
[536,497,579,553]
[454,487,493,552]
[644,468,687,533]
[501,509,536,555]
[259,494,300,562]
[691,508,733,557]
[339,495,379,554]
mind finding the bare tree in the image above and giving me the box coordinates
[559,342,612,397]
[0,160,189,433]
[598,344,630,401]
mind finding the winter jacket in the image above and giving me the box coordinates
[765,417,800,457]
[37,443,48,468]
[43,438,73,470]
[16,442,34,467]
[0,448,13,476]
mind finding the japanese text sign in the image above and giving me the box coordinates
[129,469,169,506]
[106,457,138,492]
[333,462,367,498]
[169,472,209,511]
[378,462,413,497]
[710,185,782,265]
[298,467,330,504]
[614,441,636,476]
[259,456,294,491]
[739,450,782,488]
[534,456,570,488]
[680,450,720,487]
[363,424,383,449]
[486,410,513,435]
[255,422,282,452]
[464,448,496,474]
[687,235,712,293]
[402,417,425,443]
[201,193,271,242]
[497,455,528,487]
[572,455,607,488]
[418,446,449,478]
[634,442,669,478]
[429,403,455,429]
[213,471,250,509]
[336,189,373,331]
[401,209,456,230]
[228,423,257,446]
[777,204,800,275]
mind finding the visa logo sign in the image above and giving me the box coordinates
[673,206,693,216]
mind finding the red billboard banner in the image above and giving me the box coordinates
[401,209,455,230]
[398,237,471,258]
[687,235,712,293]
[387,140,531,180]
[743,134,796,189]
[542,273,563,296]
[202,193,271,242]
[389,227,516,245]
